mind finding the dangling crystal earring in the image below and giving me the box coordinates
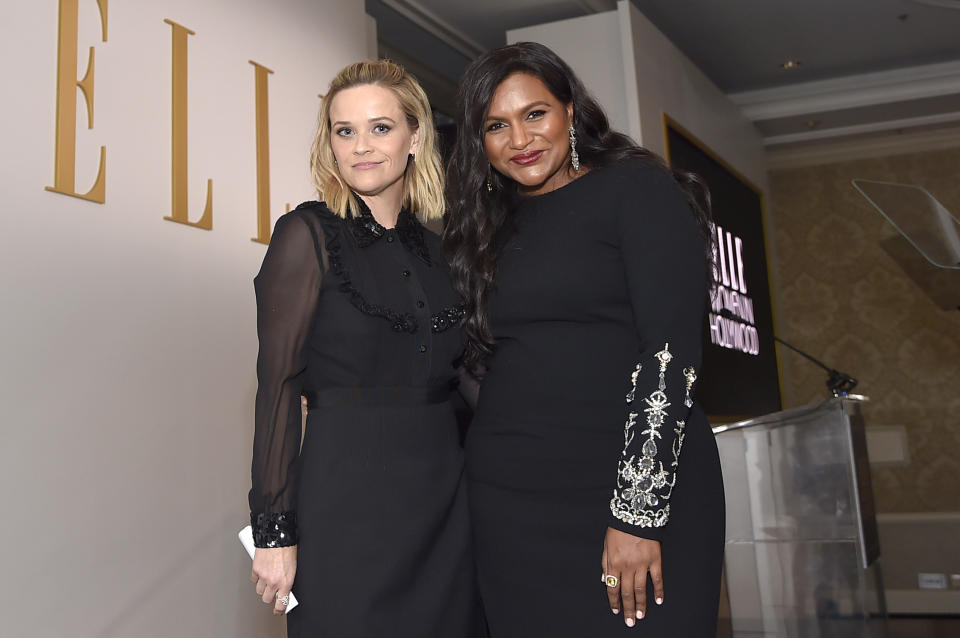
[486,166,494,192]
[569,125,580,172]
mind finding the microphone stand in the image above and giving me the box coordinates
[717,308,858,396]
[773,336,858,397]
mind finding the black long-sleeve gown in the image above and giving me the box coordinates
[467,159,725,636]
[249,200,477,637]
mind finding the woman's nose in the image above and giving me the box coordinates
[353,133,372,154]
[509,125,531,149]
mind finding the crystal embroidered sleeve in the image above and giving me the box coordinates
[609,345,697,529]
[249,212,323,548]
[606,164,708,540]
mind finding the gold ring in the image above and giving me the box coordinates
[605,574,619,588]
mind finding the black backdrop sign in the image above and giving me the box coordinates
[664,117,782,418]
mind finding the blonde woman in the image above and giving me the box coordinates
[247,60,477,636]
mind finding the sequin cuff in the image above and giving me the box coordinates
[251,511,299,548]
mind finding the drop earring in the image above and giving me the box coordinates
[569,125,580,172]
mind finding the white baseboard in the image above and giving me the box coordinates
[885,589,960,615]
[876,512,960,524]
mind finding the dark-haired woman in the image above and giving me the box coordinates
[444,42,724,636]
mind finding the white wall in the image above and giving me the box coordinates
[619,1,768,192]
[507,0,768,193]
[0,1,368,636]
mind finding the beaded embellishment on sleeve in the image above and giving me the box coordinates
[251,511,299,548]
[610,343,691,528]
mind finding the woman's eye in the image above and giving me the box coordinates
[527,110,546,120]
[335,127,353,137]
[486,122,505,132]
[373,123,391,134]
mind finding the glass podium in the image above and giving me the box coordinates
[852,179,960,310]
[715,398,888,637]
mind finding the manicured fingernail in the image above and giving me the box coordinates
[656,597,663,605]
[612,608,619,615]
[637,610,643,619]
[626,618,635,627]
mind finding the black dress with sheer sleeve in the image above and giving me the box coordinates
[466,159,725,637]
[249,200,477,637]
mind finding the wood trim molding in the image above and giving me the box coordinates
[662,113,764,194]
[764,112,960,146]
[766,126,960,169]
[729,60,960,121]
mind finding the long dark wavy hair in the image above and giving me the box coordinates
[444,42,713,372]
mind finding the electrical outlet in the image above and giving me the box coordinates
[951,574,960,590]
[918,573,948,590]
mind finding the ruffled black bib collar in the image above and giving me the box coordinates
[346,198,431,266]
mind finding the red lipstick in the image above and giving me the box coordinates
[511,150,543,165]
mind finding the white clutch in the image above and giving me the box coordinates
[238,525,300,614]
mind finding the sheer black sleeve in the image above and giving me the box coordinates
[249,211,324,548]
[607,165,708,542]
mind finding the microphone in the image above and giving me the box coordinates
[717,309,858,397]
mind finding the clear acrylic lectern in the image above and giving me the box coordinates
[852,179,960,310]
[715,398,888,637]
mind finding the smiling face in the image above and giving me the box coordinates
[483,72,575,196]
[328,83,420,201]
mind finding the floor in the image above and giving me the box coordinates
[716,615,960,637]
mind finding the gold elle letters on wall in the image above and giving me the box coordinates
[48,1,293,244]
[250,61,275,245]
[163,19,213,231]
[46,0,108,203]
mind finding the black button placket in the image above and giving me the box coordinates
[384,228,433,378]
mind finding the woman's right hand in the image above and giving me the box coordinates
[251,545,297,616]
[602,527,664,626]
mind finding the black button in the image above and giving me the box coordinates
[402,269,411,277]
[386,235,395,243]
[418,345,427,353]
[416,300,425,308]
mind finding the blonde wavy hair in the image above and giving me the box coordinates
[310,60,445,222]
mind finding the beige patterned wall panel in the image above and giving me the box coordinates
[769,147,960,513]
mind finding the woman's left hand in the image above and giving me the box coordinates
[602,526,664,627]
